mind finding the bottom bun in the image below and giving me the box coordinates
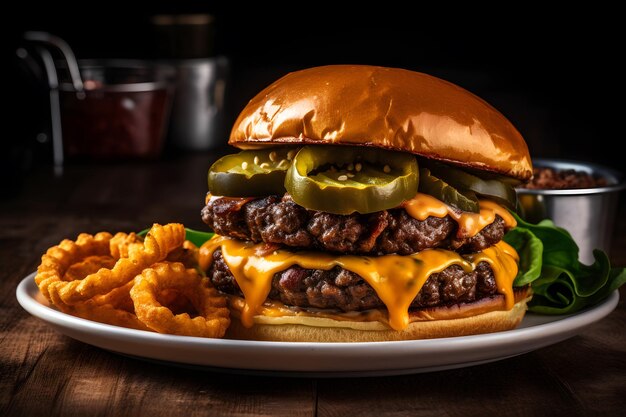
[225,287,532,342]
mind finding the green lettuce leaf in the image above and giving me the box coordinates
[504,212,624,314]
[505,227,543,286]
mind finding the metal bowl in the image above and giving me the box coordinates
[516,158,626,264]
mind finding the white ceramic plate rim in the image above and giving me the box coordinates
[16,273,619,377]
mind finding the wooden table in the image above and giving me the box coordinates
[2,152,625,416]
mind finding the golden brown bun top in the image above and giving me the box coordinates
[230,65,532,180]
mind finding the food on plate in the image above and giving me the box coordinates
[35,231,114,301]
[199,64,535,342]
[33,223,230,338]
[41,223,186,305]
[51,279,150,331]
[62,255,117,282]
[30,65,625,343]
[110,231,141,258]
[502,213,625,314]
[130,262,230,337]
[166,240,202,269]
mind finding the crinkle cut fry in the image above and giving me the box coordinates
[49,223,186,305]
[110,231,199,268]
[49,278,150,331]
[166,240,200,269]
[109,232,142,259]
[63,255,117,282]
[131,262,230,338]
[33,223,229,338]
[35,232,113,301]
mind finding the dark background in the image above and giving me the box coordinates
[4,3,622,198]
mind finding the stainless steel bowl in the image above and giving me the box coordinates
[516,158,626,264]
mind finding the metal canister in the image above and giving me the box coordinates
[162,57,228,151]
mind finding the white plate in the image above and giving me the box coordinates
[16,273,620,377]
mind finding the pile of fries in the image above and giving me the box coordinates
[34,223,230,338]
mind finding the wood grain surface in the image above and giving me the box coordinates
[2,153,625,417]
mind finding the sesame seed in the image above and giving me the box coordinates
[260,162,270,168]
[254,156,260,165]
[355,163,362,172]
[347,173,355,178]
[287,149,297,160]
[338,175,348,181]
[277,159,288,168]
[241,161,248,170]
[269,151,277,162]
[383,165,391,173]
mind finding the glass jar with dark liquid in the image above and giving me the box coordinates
[59,62,174,160]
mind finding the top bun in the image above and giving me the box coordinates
[230,65,532,180]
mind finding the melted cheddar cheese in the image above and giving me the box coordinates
[402,193,517,238]
[199,237,519,331]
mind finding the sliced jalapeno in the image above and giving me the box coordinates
[285,146,418,214]
[419,167,480,212]
[208,148,297,197]
[421,160,518,209]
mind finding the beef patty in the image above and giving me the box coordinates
[201,195,507,255]
[207,249,499,312]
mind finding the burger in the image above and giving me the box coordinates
[198,65,533,342]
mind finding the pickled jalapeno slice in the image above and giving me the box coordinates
[208,148,297,197]
[421,160,517,209]
[419,167,480,212]
[285,146,419,214]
